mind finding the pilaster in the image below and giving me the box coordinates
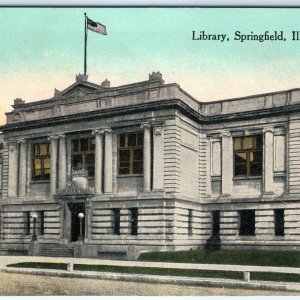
[141,122,151,192]
[92,129,104,195]
[221,131,233,197]
[58,134,67,191]
[18,139,27,197]
[263,127,274,196]
[104,128,113,194]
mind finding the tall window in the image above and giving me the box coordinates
[112,208,121,235]
[32,143,50,181]
[72,138,95,177]
[119,132,143,175]
[234,135,263,177]
[239,210,255,236]
[274,209,285,236]
[130,208,138,235]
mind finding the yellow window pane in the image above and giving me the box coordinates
[34,159,41,169]
[234,138,241,150]
[39,144,48,156]
[243,137,253,150]
[35,169,41,176]
[236,152,247,161]
[44,158,51,169]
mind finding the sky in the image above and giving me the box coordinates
[1,7,300,124]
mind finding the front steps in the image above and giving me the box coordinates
[39,244,75,257]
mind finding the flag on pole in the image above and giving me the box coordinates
[87,18,107,35]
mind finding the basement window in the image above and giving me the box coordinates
[239,210,255,236]
[130,208,138,235]
[188,209,193,235]
[274,209,285,236]
[112,208,121,235]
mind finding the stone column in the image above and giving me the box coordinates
[18,139,27,197]
[104,128,113,194]
[263,127,274,195]
[58,135,67,191]
[49,135,58,195]
[152,123,164,191]
[26,143,32,196]
[141,122,151,192]
[8,142,19,198]
[221,131,233,197]
[92,129,104,195]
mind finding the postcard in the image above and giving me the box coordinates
[0,6,299,296]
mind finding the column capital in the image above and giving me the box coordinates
[263,127,274,134]
[48,135,59,141]
[9,142,17,151]
[140,122,151,130]
[153,126,163,135]
[92,129,105,136]
[220,131,231,138]
[17,138,26,144]
[58,134,66,139]
[152,122,165,136]
[103,128,112,134]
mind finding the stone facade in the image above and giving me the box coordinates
[0,72,299,258]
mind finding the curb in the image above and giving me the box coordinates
[1,267,300,292]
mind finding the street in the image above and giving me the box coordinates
[0,272,298,296]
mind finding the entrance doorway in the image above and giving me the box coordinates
[68,203,85,242]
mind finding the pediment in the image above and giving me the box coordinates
[61,84,98,98]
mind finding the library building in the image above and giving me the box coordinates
[0,71,298,258]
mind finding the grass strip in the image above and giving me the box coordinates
[251,272,300,283]
[139,249,300,268]
[7,262,68,270]
[73,264,242,279]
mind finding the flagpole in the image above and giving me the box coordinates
[84,13,87,76]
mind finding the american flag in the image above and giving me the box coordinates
[87,18,107,35]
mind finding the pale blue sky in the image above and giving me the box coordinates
[1,7,300,122]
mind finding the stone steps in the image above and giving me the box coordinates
[39,244,75,258]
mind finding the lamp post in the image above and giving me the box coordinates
[31,212,38,241]
[78,212,84,241]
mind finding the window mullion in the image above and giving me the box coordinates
[130,148,133,174]
[247,151,250,177]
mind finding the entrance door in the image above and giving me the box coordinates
[68,203,85,242]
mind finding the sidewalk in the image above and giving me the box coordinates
[0,256,299,292]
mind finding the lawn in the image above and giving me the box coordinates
[139,249,300,268]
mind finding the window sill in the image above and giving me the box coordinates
[233,176,262,181]
[30,180,50,184]
[117,174,143,178]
